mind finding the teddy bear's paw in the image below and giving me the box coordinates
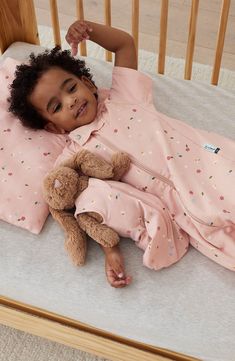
[78,150,114,179]
[111,152,131,181]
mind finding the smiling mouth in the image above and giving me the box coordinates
[76,101,87,118]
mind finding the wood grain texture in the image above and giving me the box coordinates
[184,0,199,80]
[0,0,39,53]
[211,0,231,85]
[158,0,168,74]
[33,0,235,71]
[0,297,201,361]
[50,0,61,46]
[104,0,112,62]
[76,0,87,56]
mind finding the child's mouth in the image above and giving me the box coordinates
[76,101,87,117]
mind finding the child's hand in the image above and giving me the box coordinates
[104,246,132,288]
[65,20,93,56]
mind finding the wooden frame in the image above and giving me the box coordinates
[0,1,231,359]
[0,0,231,85]
[0,297,200,361]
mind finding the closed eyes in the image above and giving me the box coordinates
[69,84,77,92]
[47,78,77,114]
[53,103,62,113]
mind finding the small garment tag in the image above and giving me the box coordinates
[204,144,220,154]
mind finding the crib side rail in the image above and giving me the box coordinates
[0,0,232,86]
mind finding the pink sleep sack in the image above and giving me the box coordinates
[75,179,189,270]
[58,66,235,271]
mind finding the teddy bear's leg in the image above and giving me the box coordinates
[86,211,103,223]
[77,213,120,248]
[111,152,131,181]
[49,207,87,266]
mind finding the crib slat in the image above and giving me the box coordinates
[211,0,230,86]
[49,0,61,46]
[132,0,139,64]
[104,0,112,62]
[184,0,199,80]
[158,0,168,74]
[76,0,87,56]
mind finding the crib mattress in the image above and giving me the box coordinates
[1,42,235,361]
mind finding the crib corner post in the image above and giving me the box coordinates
[0,0,39,54]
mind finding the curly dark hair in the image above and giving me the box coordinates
[8,46,95,129]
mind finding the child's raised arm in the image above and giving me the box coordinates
[65,20,137,70]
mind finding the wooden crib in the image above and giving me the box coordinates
[0,1,233,361]
[0,0,232,85]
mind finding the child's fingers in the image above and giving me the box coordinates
[125,276,132,285]
[107,266,132,287]
[112,263,125,279]
[110,258,131,282]
[112,280,128,288]
[73,23,91,37]
[67,32,89,47]
[65,21,92,46]
[105,248,131,288]
[73,28,90,41]
[70,42,78,57]
[67,28,84,41]
[65,34,80,47]
[69,28,84,43]
[75,21,93,33]
[112,276,132,288]
[107,270,130,288]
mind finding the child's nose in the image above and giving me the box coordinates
[66,95,77,109]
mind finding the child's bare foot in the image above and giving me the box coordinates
[104,245,132,288]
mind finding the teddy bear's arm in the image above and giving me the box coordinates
[77,213,120,248]
[49,207,87,266]
[61,149,114,179]
[111,152,131,180]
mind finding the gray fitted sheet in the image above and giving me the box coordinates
[0,42,235,361]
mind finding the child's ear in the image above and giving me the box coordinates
[44,122,66,134]
[81,76,97,93]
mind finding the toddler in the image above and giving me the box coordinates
[8,21,235,287]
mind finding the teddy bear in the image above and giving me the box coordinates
[43,149,131,266]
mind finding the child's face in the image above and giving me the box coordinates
[28,67,98,133]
